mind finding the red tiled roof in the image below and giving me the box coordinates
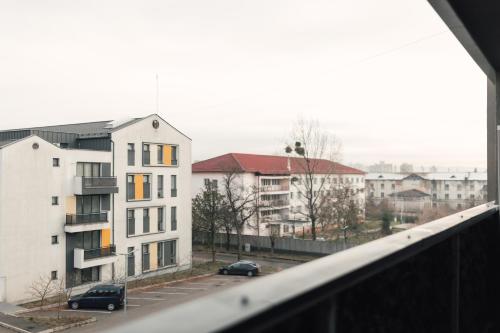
[192,153,365,175]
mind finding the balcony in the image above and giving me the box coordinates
[261,199,290,207]
[260,184,290,193]
[110,203,500,332]
[74,176,118,195]
[74,245,117,269]
[64,212,109,233]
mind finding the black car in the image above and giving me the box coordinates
[68,284,124,311]
[219,261,260,277]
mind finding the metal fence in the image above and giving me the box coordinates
[193,231,357,256]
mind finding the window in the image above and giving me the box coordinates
[204,178,210,186]
[128,143,135,166]
[157,145,163,164]
[143,208,150,233]
[470,184,475,191]
[127,247,135,277]
[51,271,58,280]
[445,184,449,191]
[52,158,60,167]
[290,192,294,199]
[51,235,58,244]
[158,175,164,198]
[127,209,135,236]
[445,194,449,200]
[381,184,385,190]
[157,240,177,268]
[457,203,462,209]
[76,162,101,177]
[283,225,289,233]
[52,196,59,205]
[171,146,178,166]
[457,184,462,191]
[391,184,395,190]
[171,206,177,231]
[457,194,462,199]
[381,192,385,198]
[171,175,177,197]
[127,175,135,200]
[470,194,475,199]
[143,144,150,165]
[158,207,165,231]
[432,193,437,200]
[143,175,151,199]
[142,244,150,271]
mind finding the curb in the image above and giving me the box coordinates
[128,273,216,293]
[38,317,96,333]
[15,304,61,315]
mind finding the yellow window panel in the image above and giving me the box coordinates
[135,174,144,199]
[102,228,111,247]
[150,242,158,270]
[163,145,172,165]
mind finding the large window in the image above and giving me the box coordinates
[128,143,135,166]
[127,209,135,236]
[171,146,178,166]
[143,208,150,233]
[143,144,151,165]
[157,145,163,164]
[127,175,135,200]
[77,162,101,177]
[127,174,152,201]
[171,206,177,231]
[142,244,150,271]
[171,175,177,197]
[80,267,100,285]
[76,195,100,215]
[158,175,164,198]
[158,207,165,231]
[157,240,177,268]
[143,175,151,199]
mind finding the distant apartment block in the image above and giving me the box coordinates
[368,161,394,173]
[366,172,487,214]
[192,153,365,237]
[0,114,191,303]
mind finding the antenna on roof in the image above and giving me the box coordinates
[156,73,160,114]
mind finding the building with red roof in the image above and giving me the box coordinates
[192,153,366,237]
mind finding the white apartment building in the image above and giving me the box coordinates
[0,114,191,303]
[366,172,487,214]
[192,153,365,237]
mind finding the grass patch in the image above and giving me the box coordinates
[22,315,91,328]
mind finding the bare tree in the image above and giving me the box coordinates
[192,181,225,262]
[54,277,73,319]
[222,169,258,260]
[286,117,342,240]
[28,275,56,309]
[269,224,281,256]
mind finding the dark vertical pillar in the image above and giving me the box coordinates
[487,76,498,203]
[451,235,460,333]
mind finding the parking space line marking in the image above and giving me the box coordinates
[187,283,212,286]
[127,297,167,301]
[126,304,141,307]
[64,309,112,314]
[143,291,188,295]
[163,287,207,290]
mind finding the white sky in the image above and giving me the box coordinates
[0,0,486,169]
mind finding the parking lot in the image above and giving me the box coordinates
[23,274,257,333]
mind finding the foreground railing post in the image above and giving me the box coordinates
[451,234,460,333]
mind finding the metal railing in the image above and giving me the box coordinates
[105,203,500,333]
[260,199,290,207]
[83,245,116,260]
[81,176,117,188]
[260,184,290,192]
[66,212,108,225]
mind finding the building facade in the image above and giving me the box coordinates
[0,114,191,303]
[366,172,487,215]
[192,153,365,237]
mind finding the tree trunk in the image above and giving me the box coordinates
[270,237,275,256]
[225,229,231,251]
[236,228,242,261]
[210,225,216,263]
[311,216,317,240]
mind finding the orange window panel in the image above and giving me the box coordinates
[163,145,172,166]
[102,228,111,247]
[135,174,144,199]
[149,242,158,270]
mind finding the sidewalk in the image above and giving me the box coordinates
[0,312,50,333]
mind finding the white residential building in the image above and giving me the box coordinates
[0,114,191,303]
[192,153,365,237]
[366,172,487,214]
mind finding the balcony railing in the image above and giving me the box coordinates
[75,176,118,195]
[66,212,108,225]
[260,184,290,192]
[106,203,500,333]
[83,245,116,260]
[261,199,290,207]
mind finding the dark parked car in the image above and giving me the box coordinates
[219,261,260,277]
[68,284,124,311]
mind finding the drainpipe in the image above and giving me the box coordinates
[111,139,116,280]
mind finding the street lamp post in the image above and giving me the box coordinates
[117,248,138,314]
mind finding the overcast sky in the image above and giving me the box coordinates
[0,0,486,170]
